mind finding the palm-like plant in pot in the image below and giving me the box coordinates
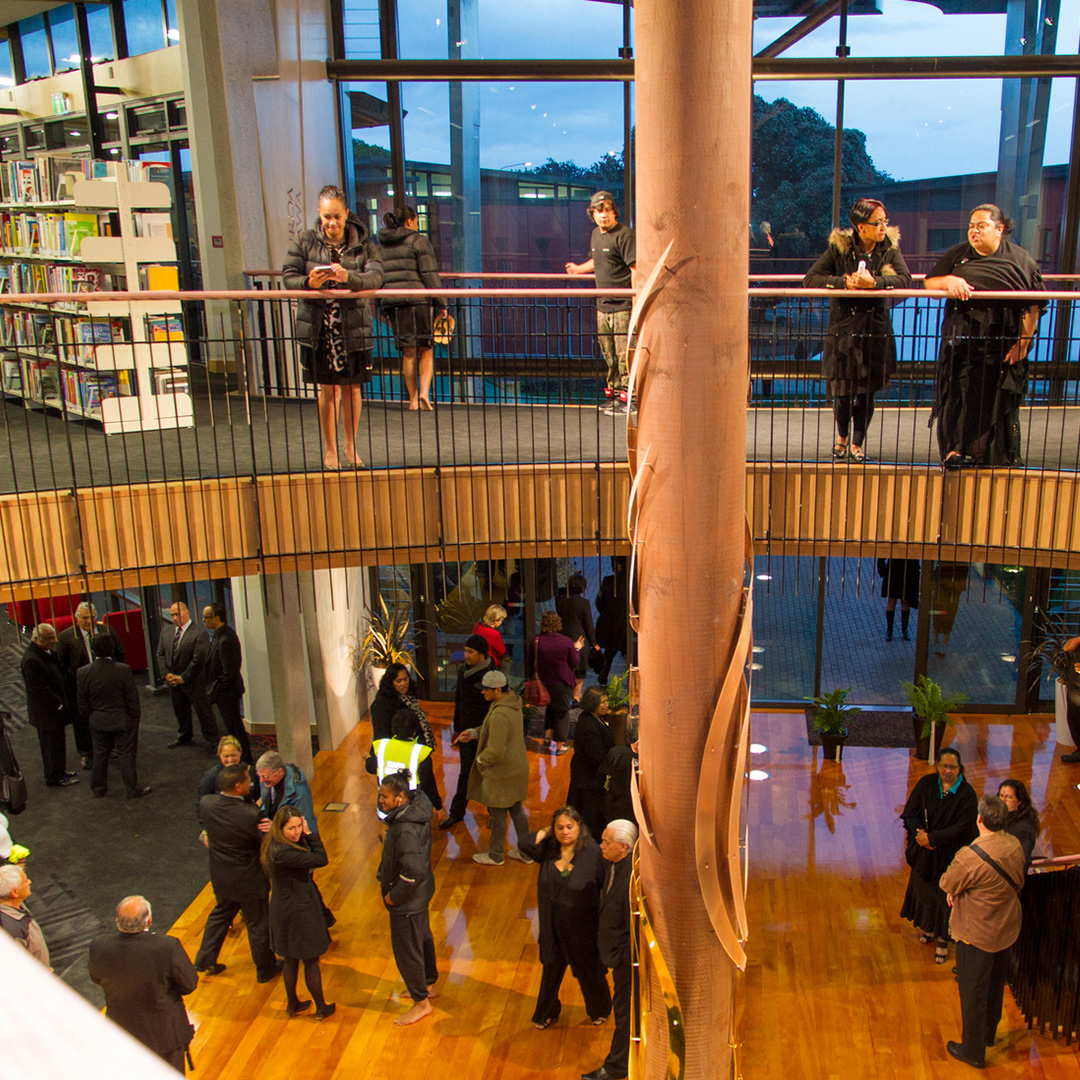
[900,674,966,764]
[352,596,419,689]
[807,687,861,762]
[1029,609,1080,747]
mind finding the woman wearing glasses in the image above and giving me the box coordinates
[924,204,1046,469]
[803,198,911,463]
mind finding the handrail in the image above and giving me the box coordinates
[1030,853,1080,870]
[6,286,1078,303]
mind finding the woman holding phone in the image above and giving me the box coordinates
[803,198,911,463]
[282,184,384,470]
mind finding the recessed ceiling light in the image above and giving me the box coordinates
[750,743,767,754]
[1000,654,1016,663]
[752,646,764,654]
[755,574,772,581]
[749,769,769,781]
[750,662,763,671]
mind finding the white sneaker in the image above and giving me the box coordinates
[472,853,504,866]
[507,849,534,865]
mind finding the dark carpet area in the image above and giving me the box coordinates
[805,709,916,749]
[2,628,214,1006]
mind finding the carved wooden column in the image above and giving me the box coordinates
[632,0,753,1076]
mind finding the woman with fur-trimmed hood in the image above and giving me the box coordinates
[803,199,911,462]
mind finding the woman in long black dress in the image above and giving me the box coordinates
[877,558,920,642]
[261,805,335,1019]
[567,687,615,839]
[924,203,1046,468]
[555,573,597,702]
[518,806,611,1029]
[282,184,384,470]
[803,198,911,463]
[900,748,978,964]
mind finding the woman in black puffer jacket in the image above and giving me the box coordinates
[282,184,384,469]
[376,206,447,411]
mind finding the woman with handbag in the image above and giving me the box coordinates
[528,612,582,756]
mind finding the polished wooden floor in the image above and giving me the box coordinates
[173,707,1080,1079]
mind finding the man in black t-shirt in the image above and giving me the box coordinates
[567,191,637,414]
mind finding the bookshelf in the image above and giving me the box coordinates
[0,159,192,434]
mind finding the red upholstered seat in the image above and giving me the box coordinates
[102,609,148,672]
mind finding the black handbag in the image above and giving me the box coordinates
[588,645,605,675]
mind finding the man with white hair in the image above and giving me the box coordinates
[0,864,49,967]
[89,895,198,1073]
[57,601,125,770]
[582,818,639,1080]
[21,623,77,786]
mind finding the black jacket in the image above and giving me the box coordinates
[88,931,197,1055]
[76,657,140,732]
[375,226,446,309]
[453,658,493,733]
[556,593,596,651]
[207,623,245,702]
[379,789,435,914]
[602,745,637,825]
[156,622,210,693]
[802,227,911,391]
[196,762,259,820]
[56,623,125,704]
[282,213,384,354]
[370,685,401,742]
[266,833,330,959]
[597,852,633,968]
[200,793,269,903]
[569,710,615,793]
[21,642,68,730]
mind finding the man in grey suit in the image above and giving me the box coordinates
[77,633,150,800]
[156,600,218,750]
[88,895,198,1073]
[193,763,280,982]
[57,601,126,770]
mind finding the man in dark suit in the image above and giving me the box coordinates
[202,602,251,763]
[156,600,218,750]
[57,601,125,770]
[77,633,150,800]
[582,818,638,1080]
[20,623,78,787]
[88,895,198,1073]
[193,762,279,982]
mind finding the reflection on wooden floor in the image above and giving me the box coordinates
[743,712,1080,1079]
[173,707,1080,1079]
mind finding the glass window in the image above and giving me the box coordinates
[47,6,80,73]
[343,0,380,60]
[0,40,13,88]
[392,0,628,60]
[165,0,179,43]
[18,14,52,80]
[751,556,818,703]
[86,3,116,62]
[123,0,166,56]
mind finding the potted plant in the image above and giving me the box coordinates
[806,687,861,762]
[1028,610,1079,749]
[900,674,966,764]
[350,595,420,691]
[604,671,633,745]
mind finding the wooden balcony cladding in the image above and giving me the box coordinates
[4,463,1080,600]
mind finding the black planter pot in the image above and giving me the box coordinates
[820,730,847,761]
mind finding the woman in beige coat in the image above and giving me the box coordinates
[453,670,531,866]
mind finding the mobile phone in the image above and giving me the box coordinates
[313,265,334,273]
[857,260,866,274]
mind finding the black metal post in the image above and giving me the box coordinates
[74,3,105,158]
[831,0,849,229]
[621,0,633,226]
[378,0,407,204]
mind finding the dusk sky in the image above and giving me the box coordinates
[352,0,1080,183]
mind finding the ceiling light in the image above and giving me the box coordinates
[755,573,772,581]
[750,743,767,754]
[749,770,769,781]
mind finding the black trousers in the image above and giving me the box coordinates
[956,940,1011,1065]
[90,725,140,795]
[388,907,437,1000]
[604,959,633,1076]
[36,726,68,784]
[833,391,876,445]
[195,895,275,977]
[213,692,252,763]
[70,707,93,758]
[449,737,477,819]
[533,953,612,1024]
[171,686,218,743]
[1066,692,1080,748]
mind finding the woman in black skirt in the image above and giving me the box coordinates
[376,206,447,411]
[900,748,978,965]
[261,805,335,1019]
[282,184,383,470]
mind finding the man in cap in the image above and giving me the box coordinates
[566,191,637,414]
[453,669,532,866]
